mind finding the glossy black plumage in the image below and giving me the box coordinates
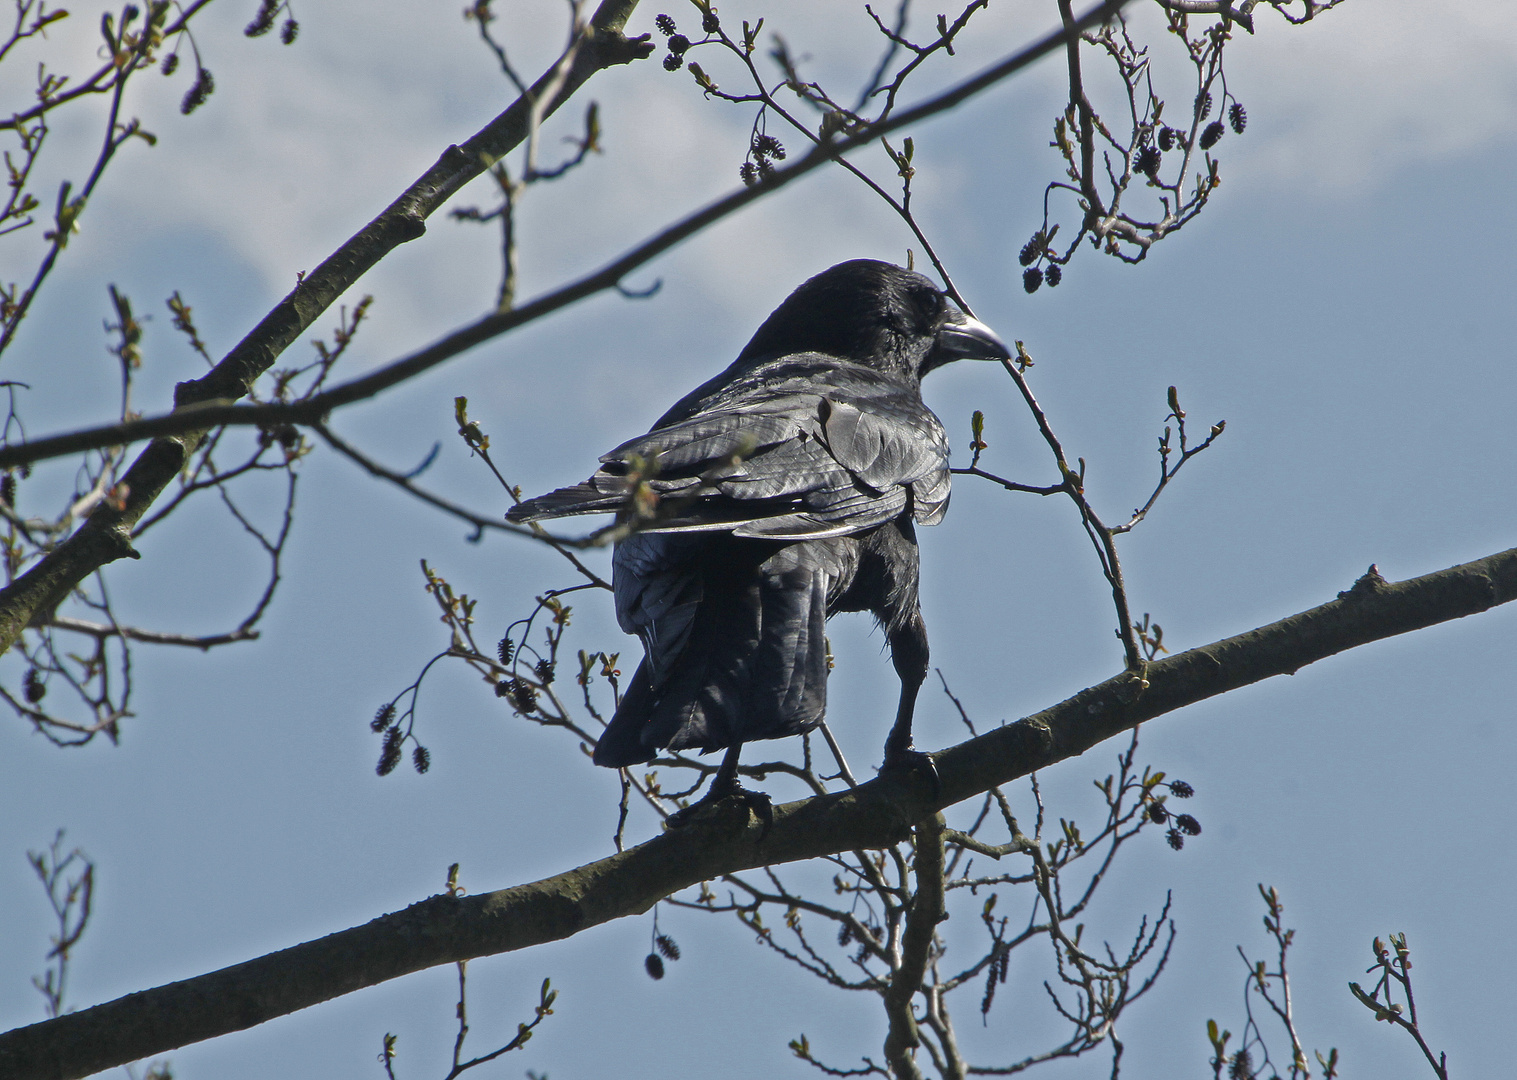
[508,260,1008,785]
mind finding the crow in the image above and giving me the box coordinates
[508,259,1009,823]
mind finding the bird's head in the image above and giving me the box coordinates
[737,259,1010,381]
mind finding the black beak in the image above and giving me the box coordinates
[926,307,1011,373]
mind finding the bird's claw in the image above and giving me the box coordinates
[667,783,774,840]
[744,788,776,839]
[880,746,941,797]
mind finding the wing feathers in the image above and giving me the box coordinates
[507,356,951,535]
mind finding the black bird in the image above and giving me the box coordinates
[508,260,1009,820]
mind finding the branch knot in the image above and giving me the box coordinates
[1338,564,1389,601]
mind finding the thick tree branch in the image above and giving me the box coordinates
[0,0,651,657]
[2,546,1511,1080]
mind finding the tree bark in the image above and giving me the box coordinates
[0,0,652,657]
[2,547,1511,1080]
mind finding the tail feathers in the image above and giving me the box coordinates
[591,660,660,766]
[507,481,625,523]
[591,547,833,766]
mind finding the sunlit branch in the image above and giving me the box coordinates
[0,0,1134,471]
[4,545,1510,1079]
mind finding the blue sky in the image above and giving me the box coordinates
[1,2,1514,1077]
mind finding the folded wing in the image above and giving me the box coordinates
[506,355,952,538]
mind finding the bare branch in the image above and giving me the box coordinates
[0,1,1136,471]
[313,423,524,542]
[0,0,654,657]
[2,546,1511,1079]
[42,615,259,649]
[1152,0,1256,33]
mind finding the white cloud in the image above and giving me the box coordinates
[7,0,1513,364]
[1218,0,1517,192]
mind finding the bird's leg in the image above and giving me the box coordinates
[667,744,774,837]
[881,614,940,793]
[707,744,745,797]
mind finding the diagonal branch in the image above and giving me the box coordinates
[0,0,1135,474]
[0,0,652,657]
[0,0,1134,661]
[2,546,1512,1080]
[312,422,526,541]
[41,615,259,648]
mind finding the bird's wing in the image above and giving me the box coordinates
[813,395,951,527]
[612,532,704,687]
[509,357,951,538]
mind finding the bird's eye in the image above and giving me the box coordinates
[909,286,946,328]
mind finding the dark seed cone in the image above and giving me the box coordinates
[377,727,403,776]
[372,703,397,732]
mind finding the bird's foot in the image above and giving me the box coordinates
[667,782,774,839]
[880,745,941,797]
